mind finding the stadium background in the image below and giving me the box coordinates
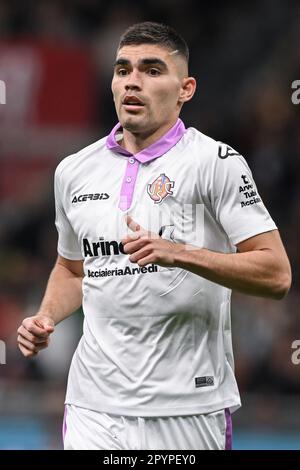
[0,0,300,449]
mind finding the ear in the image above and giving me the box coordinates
[178,77,197,104]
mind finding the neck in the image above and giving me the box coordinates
[121,118,178,154]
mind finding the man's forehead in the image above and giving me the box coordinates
[116,44,176,61]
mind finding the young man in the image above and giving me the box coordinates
[17,22,291,450]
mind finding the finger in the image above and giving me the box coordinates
[17,336,38,353]
[121,232,141,245]
[35,318,54,333]
[129,245,153,264]
[17,325,50,344]
[18,335,49,352]
[125,215,141,232]
[22,320,52,339]
[136,254,155,267]
[122,231,160,247]
[123,238,148,254]
[18,343,37,358]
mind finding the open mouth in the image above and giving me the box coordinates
[122,96,144,107]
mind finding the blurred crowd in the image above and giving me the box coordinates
[0,0,300,414]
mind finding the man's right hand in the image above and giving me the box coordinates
[17,315,55,357]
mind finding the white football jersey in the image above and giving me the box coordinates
[55,119,277,416]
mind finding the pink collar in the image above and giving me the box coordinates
[106,118,186,163]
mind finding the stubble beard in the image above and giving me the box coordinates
[121,111,150,134]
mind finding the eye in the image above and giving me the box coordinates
[147,68,161,76]
[116,68,129,76]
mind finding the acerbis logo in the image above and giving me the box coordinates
[72,193,109,203]
[83,237,125,257]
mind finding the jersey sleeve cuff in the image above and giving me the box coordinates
[230,223,278,246]
[57,246,84,260]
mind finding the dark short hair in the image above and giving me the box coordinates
[118,22,189,64]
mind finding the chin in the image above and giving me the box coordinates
[121,117,145,133]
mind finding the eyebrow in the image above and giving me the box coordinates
[114,57,168,70]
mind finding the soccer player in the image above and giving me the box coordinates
[17,22,291,450]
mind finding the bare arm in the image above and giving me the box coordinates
[17,255,84,357]
[173,230,292,299]
[38,255,84,325]
[122,217,292,300]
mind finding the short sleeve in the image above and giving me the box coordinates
[54,165,83,260]
[212,142,277,245]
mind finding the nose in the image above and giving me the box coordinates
[125,69,142,91]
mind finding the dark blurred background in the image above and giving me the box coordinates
[0,0,300,449]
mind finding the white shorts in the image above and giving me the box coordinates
[63,404,232,450]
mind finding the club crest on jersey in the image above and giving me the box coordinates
[147,173,174,204]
